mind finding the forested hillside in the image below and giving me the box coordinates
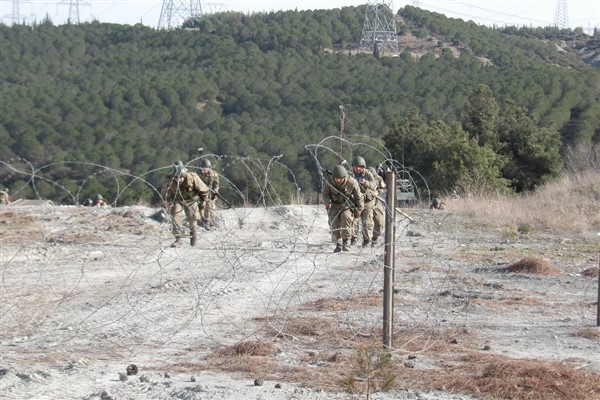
[1,5,599,205]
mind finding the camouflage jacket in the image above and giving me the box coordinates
[322,176,364,211]
[163,172,209,204]
[374,173,386,196]
[199,169,219,193]
[352,169,378,202]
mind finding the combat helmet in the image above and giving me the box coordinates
[352,156,366,168]
[332,165,348,178]
[171,160,184,176]
[96,194,104,200]
[175,166,188,177]
[199,159,212,168]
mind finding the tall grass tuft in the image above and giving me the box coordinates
[447,168,600,233]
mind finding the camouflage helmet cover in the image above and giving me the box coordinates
[199,159,212,168]
[367,166,377,175]
[332,165,348,178]
[352,156,366,167]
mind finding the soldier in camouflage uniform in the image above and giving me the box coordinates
[430,197,446,210]
[322,165,364,253]
[0,188,10,205]
[198,159,220,230]
[368,166,386,245]
[94,194,108,207]
[162,165,209,247]
[350,156,378,247]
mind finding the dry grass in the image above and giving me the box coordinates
[503,257,562,276]
[447,169,600,233]
[197,337,600,400]
[581,267,599,278]
[570,327,600,341]
[421,354,600,400]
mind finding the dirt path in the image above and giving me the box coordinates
[1,204,598,399]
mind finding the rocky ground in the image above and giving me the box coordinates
[0,203,599,399]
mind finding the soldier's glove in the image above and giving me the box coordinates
[353,209,361,219]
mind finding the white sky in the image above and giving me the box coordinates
[1,1,598,33]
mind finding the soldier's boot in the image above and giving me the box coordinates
[350,237,357,246]
[362,239,371,248]
[342,239,350,252]
[171,237,183,248]
[190,234,197,247]
[333,243,342,253]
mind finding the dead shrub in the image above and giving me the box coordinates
[504,257,561,275]
[299,295,382,312]
[581,267,599,278]
[263,315,342,339]
[211,340,277,357]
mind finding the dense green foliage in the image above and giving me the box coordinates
[1,6,598,204]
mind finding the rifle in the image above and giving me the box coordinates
[210,189,233,209]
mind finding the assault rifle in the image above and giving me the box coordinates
[209,189,233,210]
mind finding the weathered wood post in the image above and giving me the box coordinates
[383,171,396,348]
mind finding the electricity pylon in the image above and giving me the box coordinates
[4,0,28,24]
[60,0,81,24]
[360,1,399,57]
[158,0,203,30]
[554,0,569,29]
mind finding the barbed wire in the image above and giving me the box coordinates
[0,140,596,380]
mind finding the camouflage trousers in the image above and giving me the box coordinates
[200,198,216,228]
[372,198,385,241]
[170,201,199,238]
[328,204,355,244]
[352,199,374,242]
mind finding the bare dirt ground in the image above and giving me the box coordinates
[1,203,599,400]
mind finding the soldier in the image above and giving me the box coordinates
[350,156,378,247]
[430,197,446,210]
[322,165,364,253]
[368,166,386,245]
[0,188,10,205]
[82,198,93,207]
[162,165,209,247]
[198,159,220,230]
[94,194,108,206]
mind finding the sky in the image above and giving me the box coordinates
[1,0,598,33]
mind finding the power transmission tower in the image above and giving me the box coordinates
[360,1,399,57]
[4,0,29,24]
[158,0,203,30]
[59,0,81,24]
[554,0,569,29]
